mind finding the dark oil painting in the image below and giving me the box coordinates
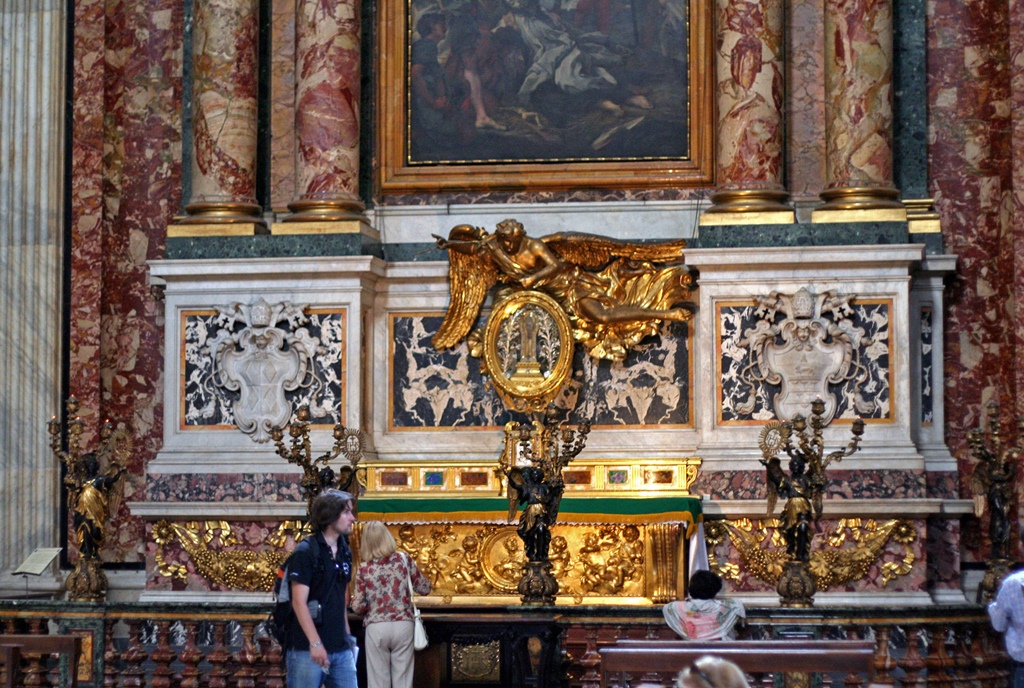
[406,0,690,164]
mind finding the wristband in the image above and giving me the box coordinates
[310,641,323,649]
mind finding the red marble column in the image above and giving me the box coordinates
[702,0,791,222]
[817,0,902,212]
[283,0,367,223]
[181,0,264,228]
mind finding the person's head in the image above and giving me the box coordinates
[309,489,355,535]
[360,521,397,561]
[416,12,446,40]
[689,570,724,600]
[676,656,751,688]
[495,218,525,252]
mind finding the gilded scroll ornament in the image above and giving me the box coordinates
[153,520,305,591]
[737,287,876,424]
[434,219,695,362]
[706,518,916,590]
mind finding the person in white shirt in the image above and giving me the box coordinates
[989,525,1024,688]
[663,570,745,641]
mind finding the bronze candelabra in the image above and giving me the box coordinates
[759,398,864,607]
[47,396,132,602]
[271,406,364,519]
[969,401,1022,602]
[500,406,591,604]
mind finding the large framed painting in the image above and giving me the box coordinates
[376,0,714,192]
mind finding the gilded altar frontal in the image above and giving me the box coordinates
[3,0,1016,683]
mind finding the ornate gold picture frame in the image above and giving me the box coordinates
[376,0,715,193]
[482,290,574,412]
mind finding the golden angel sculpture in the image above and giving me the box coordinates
[48,405,132,601]
[433,219,695,361]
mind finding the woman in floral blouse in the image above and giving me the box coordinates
[351,521,431,688]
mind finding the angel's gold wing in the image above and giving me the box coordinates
[543,232,688,271]
[433,226,499,350]
[506,467,525,522]
[105,427,133,518]
[970,464,989,518]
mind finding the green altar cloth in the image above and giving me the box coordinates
[357,496,703,537]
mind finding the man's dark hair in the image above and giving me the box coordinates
[689,570,724,600]
[309,489,353,533]
[416,12,445,39]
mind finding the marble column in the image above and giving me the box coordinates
[702,0,792,224]
[180,0,265,230]
[0,0,65,593]
[815,0,903,215]
[282,0,367,225]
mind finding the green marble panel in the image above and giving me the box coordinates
[697,222,909,248]
[165,234,383,259]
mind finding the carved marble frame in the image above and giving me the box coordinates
[375,0,716,193]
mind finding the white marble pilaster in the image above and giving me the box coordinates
[910,255,958,472]
[0,0,67,593]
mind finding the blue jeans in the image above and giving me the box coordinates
[286,647,357,688]
[1013,663,1024,688]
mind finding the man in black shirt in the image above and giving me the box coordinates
[286,489,358,688]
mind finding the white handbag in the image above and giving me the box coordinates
[406,556,428,650]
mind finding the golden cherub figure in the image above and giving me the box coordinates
[433,219,695,360]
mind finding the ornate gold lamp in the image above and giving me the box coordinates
[499,407,591,604]
[271,406,365,518]
[759,398,864,607]
[969,401,1022,603]
[47,396,132,602]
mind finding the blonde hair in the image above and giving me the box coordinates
[360,521,397,561]
[676,656,751,688]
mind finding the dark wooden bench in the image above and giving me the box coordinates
[600,639,876,688]
[0,634,82,688]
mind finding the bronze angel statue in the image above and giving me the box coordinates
[433,219,695,360]
[506,465,558,564]
[69,447,129,560]
[760,403,864,563]
[967,408,1023,561]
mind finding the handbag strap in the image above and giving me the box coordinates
[404,553,419,613]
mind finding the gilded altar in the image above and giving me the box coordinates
[356,458,704,606]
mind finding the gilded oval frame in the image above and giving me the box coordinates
[482,290,574,413]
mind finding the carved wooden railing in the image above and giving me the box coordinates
[564,606,1011,688]
[0,601,1010,687]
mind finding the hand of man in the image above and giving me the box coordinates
[310,643,329,670]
